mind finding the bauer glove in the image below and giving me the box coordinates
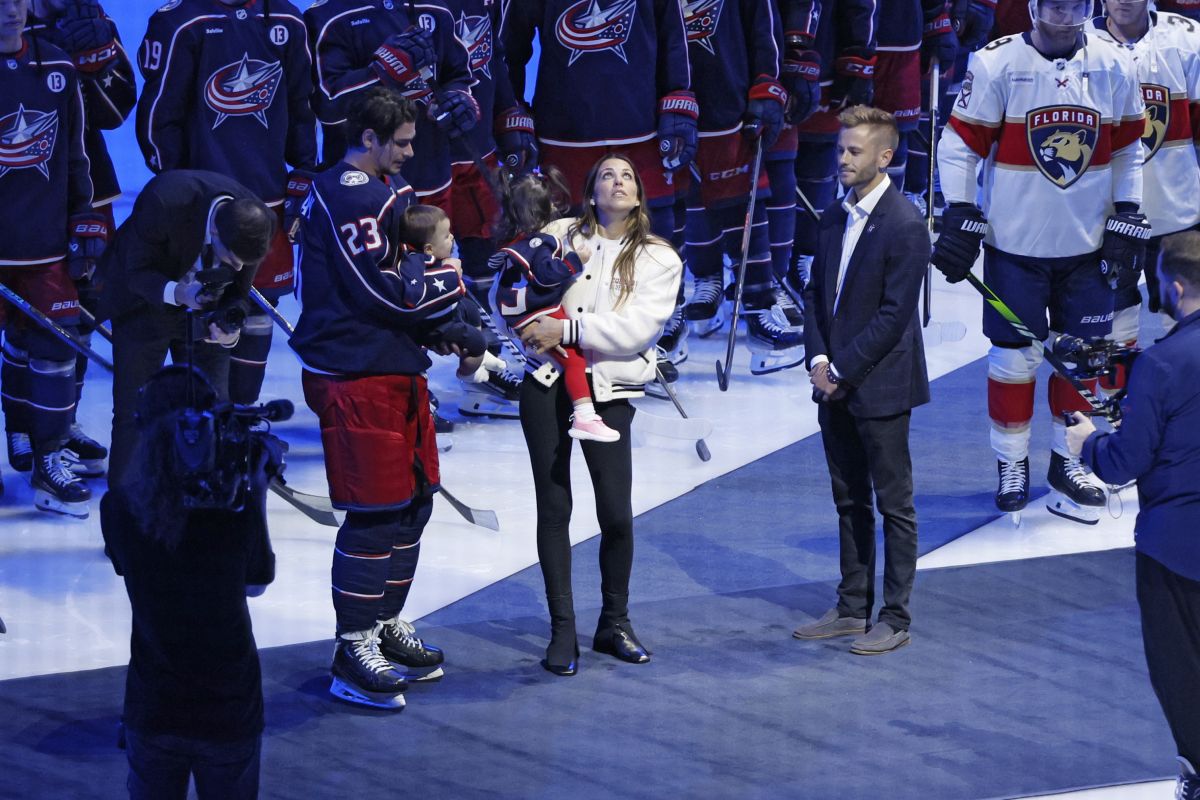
[922,7,959,76]
[495,105,537,175]
[283,169,314,244]
[657,90,699,172]
[830,47,875,110]
[931,203,987,284]
[67,212,108,281]
[429,89,480,139]
[744,76,787,148]
[1100,211,1152,291]
[781,31,821,124]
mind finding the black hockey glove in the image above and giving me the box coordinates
[494,105,537,175]
[48,0,117,74]
[429,89,480,140]
[67,212,108,281]
[921,8,959,76]
[1100,211,1152,290]
[371,29,436,94]
[952,0,997,53]
[283,170,314,243]
[931,203,987,284]
[657,90,699,172]
[829,48,875,110]
[781,30,821,124]
[744,76,787,148]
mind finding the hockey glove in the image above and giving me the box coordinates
[430,89,480,139]
[781,31,821,124]
[283,169,314,244]
[1100,211,1152,290]
[371,29,436,93]
[67,212,108,281]
[952,0,997,53]
[922,8,959,76]
[657,90,699,172]
[744,76,788,148]
[495,105,538,175]
[829,48,875,110]
[48,0,117,74]
[931,203,987,284]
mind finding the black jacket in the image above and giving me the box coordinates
[803,181,931,419]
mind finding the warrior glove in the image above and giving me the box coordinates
[829,47,875,110]
[371,29,436,91]
[1100,211,1152,290]
[931,203,987,284]
[781,31,821,124]
[657,90,699,172]
[744,76,787,148]
[67,212,108,281]
[952,0,997,53]
[429,89,480,139]
[495,105,537,175]
[283,170,314,243]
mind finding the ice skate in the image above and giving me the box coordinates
[7,431,32,472]
[32,450,91,519]
[459,368,521,419]
[1045,451,1105,525]
[62,423,107,478]
[330,627,408,709]
[378,617,445,682]
[770,284,804,330]
[656,305,689,365]
[568,413,620,443]
[744,309,805,375]
[685,275,726,338]
[995,457,1029,525]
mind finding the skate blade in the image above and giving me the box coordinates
[458,398,520,419]
[34,490,89,520]
[687,307,726,338]
[747,344,806,375]
[329,678,407,710]
[659,341,688,366]
[405,666,444,683]
[1045,492,1101,525]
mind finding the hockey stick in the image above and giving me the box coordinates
[77,306,114,344]
[923,57,940,328]
[793,184,822,224]
[963,272,1114,420]
[0,281,113,371]
[654,365,711,461]
[269,478,342,526]
[251,291,501,528]
[716,136,766,391]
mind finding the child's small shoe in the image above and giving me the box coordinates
[568,414,620,442]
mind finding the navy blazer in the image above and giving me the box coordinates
[803,181,931,419]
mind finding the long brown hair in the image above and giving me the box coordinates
[569,153,668,308]
[494,165,572,243]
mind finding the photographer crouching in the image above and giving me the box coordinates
[1066,229,1200,799]
[100,365,284,799]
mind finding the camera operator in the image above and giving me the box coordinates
[100,365,279,800]
[1067,229,1200,798]
[97,169,276,486]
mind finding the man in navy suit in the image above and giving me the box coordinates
[794,106,931,655]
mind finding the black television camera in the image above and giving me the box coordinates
[1051,334,1141,421]
[172,399,292,511]
[194,266,247,336]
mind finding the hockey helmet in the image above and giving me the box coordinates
[1027,0,1092,31]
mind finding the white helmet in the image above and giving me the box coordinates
[1027,0,1092,32]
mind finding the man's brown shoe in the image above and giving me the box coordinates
[849,621,911,655]
[792,609,867,640]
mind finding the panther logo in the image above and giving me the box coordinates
[1140,83,1169,162]
[1026,105,1099,189]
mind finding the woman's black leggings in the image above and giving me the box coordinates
[519,375,636,627]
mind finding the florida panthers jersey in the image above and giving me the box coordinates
[939,32,1145,258]
[291,162,465,375]
[443,0,519,163]
[500,0,692,145]
[0,38,93,267]
[683,0,781,132]
[1158,1,1200,22]
[1089,13,1200,237]
[136,0,316,206]
[305,0,472,194]
[27,6,136,207]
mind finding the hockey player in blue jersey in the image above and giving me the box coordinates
[22,0,135,482]
[136,0,318,407]
[0,0,102,517]
[292,87,464,710]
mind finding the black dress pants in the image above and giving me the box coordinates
[818,401,918,631]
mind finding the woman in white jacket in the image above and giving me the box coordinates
[518,154,683,676]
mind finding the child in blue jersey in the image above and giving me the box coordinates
[489,168,619,443]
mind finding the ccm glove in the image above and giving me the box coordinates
[657,90,699,172]
[67,212,108,281]
[283,169,314,243]
[781,31,821,124]
[495,105,538,175]
[744,76,787,148]
[830,47,875,110]
[952,0,997,52]
[371,29,436,92]
[922,8,959,75]
[1100,211,1152,290]
[931,203,987,284]
[47,0,117,74]
[429,89,480,139]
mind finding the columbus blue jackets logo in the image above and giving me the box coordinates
[204,53,284,129]
[682,0,725,55]
[1026,105,1098,189]
[1140,84,1169,162]
[455,11,492,79]
[555,0,637,66]
[0,104,59,180]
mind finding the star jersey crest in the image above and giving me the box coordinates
[455,11,493,79]
[555,0,637,66]
[0,104,59,179]
[682,0,725,55]
[204,53,284,129]
[1026,105,1098,189]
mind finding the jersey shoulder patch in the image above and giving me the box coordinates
[157,0,182,11]
[340,170,369,186]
